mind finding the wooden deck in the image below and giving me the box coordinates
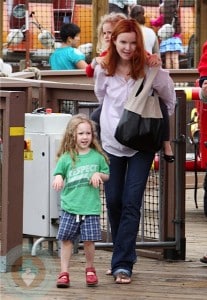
[1,188,207,300]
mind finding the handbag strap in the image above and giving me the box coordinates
[128,66,159,102]
[124,66,160,112]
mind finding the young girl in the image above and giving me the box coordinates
[52,114,110,288]
[86,12,127,77]
[94,18,176,284]
[157,0,183,69]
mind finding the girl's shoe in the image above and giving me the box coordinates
[56,272,70,288]
[86,267,98,286]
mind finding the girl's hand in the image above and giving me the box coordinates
[146,53,162,67]
[96,56,106,68]
[52,175,64,191]
[91,57,105,69]
[89,172,103,188]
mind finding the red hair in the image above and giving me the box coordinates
[103,19,147,80]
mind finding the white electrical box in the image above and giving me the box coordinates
[23,113,72,237]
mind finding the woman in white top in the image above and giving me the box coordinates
[129,4,160,55]
[94,18,176,284]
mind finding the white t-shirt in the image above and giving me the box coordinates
[140,25,160,55]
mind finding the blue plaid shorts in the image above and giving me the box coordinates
[57,211,102,242]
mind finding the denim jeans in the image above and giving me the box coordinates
[104,151,155,276]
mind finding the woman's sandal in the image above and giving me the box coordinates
[114,272,131,284]
[86,267,98,286]
[200,255,207,264]
[56,272,70,288]
[163,154,175,163]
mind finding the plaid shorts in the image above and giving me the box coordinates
[57,211,102,242]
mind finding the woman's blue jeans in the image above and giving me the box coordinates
[104,151,155,276]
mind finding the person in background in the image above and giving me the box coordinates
[52,114,110,287]
[157,0,183,69]
[150,1,183,69]
[198,40,207,102]
[108,0,137,16]
[150,2,164,29]
[94,19,176,284]
[130,4,175,162]
[49,23,88,70]
[130,4,160,55]
[197,40,207,263]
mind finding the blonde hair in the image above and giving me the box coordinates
[96,12,127,53]
[56,113,109,165]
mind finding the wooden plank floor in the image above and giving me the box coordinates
[1,189,207,300]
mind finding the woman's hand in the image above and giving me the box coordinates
[146,53,162,67]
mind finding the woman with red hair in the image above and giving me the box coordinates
[94,18,176,284]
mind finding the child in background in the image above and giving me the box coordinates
[86,12,127,77]
[151,0,183,69]
[49,23,88,70]
[150,2,164,29]
[52,114,110,288]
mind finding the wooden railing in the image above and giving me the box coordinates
[0,91,26,272]
[1,68,199,114]
[10,68,199,84]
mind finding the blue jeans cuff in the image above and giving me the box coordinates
[113,268,131,277]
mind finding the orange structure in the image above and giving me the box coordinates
[3,1,195,56]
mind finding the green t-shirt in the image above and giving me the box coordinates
[53,149,109,215]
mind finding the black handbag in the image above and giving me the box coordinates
[115,67,165,152]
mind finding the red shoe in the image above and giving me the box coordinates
[85,267,98,286]
[56,272,70,288]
